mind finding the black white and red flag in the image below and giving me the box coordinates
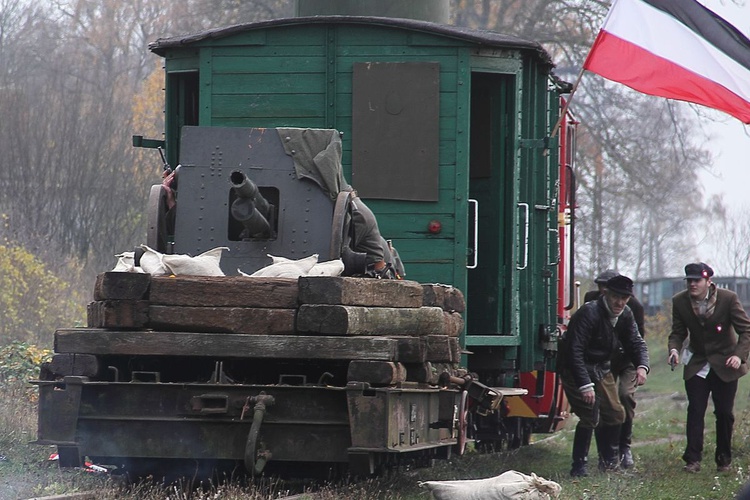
[583,0,750,123]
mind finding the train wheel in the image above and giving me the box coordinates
[507,418,532,449]
[146,184,169,253]
[508,417,523,449]
[455,390,469,455]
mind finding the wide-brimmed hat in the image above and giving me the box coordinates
[606,275,633,296]
[684,262,713,280]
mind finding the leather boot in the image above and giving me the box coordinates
[570,424,593,477]
[619,418,634,469]
[595,425,621,472]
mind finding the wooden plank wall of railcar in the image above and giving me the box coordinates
[175,24,470,287]
[512,56,560,371]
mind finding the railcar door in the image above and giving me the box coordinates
[466,72,517,340]
[465,69,567,444]
[464,69,558,377]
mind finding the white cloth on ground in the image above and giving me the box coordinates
[419,470,561,500]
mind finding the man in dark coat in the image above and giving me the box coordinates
[558,275,650,476]
[668,262,750,473]
[584,269,646,336]
[583,269,647,468]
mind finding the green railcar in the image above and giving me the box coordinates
[35,13,578,478]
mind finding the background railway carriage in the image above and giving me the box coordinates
[34,0,577,478]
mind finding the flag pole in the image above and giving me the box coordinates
[550,65,586,139]
[550,0,617,138]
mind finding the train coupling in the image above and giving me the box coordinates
[439,372,503,416]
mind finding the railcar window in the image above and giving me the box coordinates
[470,74,492,179]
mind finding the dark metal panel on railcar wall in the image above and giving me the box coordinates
[351,62,440,201]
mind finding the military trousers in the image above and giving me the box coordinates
[561,371,625,429]
[615,364,638,421]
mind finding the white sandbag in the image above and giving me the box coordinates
[113,252,135,269]
[267,254,292,264]
[139,245,169,275]
[112,252,134,272]
[111,256,131,272]
[308,259,345,276]
[162,246,228,276]
[419,470,561,500]
[238,259,343,277]
[112,253,146,273]
[239,255,343,277]
[249,254,319,278]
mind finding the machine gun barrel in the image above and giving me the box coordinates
[230,171,273,238]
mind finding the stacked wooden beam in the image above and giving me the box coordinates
[66,273,466,385]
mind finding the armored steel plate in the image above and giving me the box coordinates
[174,126,335,275]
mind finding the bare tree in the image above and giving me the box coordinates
[0,3,133,260]
[705,204,750,276]
[0,0,302,280]
[451,0,717,281]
